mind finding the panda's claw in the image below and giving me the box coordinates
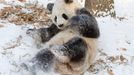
[26,29,34,34]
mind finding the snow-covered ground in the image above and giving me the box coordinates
[0,0,134,75]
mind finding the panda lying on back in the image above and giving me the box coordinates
[24,0,100,75]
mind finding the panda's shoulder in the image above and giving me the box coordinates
[75,8,93,16]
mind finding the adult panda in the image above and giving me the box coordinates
[26,0,99,47]
[24,0,100,75]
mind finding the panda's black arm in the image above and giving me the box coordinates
[39,23,60,43]
[69,10,100,38]
[51,37,87,63]
[26,23,60,43]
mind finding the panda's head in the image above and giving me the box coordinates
[49,0,84,29]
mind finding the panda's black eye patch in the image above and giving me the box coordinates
[54,16,57,22]
[64,0,73,4]
[62,13,69,20]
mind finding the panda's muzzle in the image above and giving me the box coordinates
[58,24,64,27]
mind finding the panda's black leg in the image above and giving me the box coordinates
[50,37,88,63]
[33,49,55,71]
[26,23,60,43]
[21,49,55,74]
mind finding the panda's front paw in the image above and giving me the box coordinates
[26,29,36,35]
[26,29,33,34]
[20,62,36,75]
[26,28,40,39]
[26,28,42,48]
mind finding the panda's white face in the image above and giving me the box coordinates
[51,0,83,29]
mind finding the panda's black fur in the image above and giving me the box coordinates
[24,0,100,75]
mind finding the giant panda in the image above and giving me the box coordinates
[23,16,99,75]
[26,0,84,46]
[24,0,100,75]
[26,0,99,48]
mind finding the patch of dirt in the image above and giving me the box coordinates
[117,48,127,51]
[0,0,4,3]
[0,2,52,28]
[107,69,114,75]
[88,50,128,74]
[3,35,22,50]
[18,0,26,2]
[85,0,116,17]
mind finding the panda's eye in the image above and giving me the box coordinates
[62,13,69,20]
[54,16,57,22]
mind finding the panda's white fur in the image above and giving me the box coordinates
[51,0,84,29]
[24,0,100,75]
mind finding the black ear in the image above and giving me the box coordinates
[47,3,54,13]
[64,0,73,4]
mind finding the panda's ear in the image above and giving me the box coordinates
[47,3,54,13]
[64,0,73,4]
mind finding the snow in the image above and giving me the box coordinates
[95,16,134,75]
[114,0,134,17]
[0,0,134,75]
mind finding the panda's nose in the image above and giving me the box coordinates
[58,24,64,27]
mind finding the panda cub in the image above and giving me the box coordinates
[24,0,100,75]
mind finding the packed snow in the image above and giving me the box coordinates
[0,0,134,75]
